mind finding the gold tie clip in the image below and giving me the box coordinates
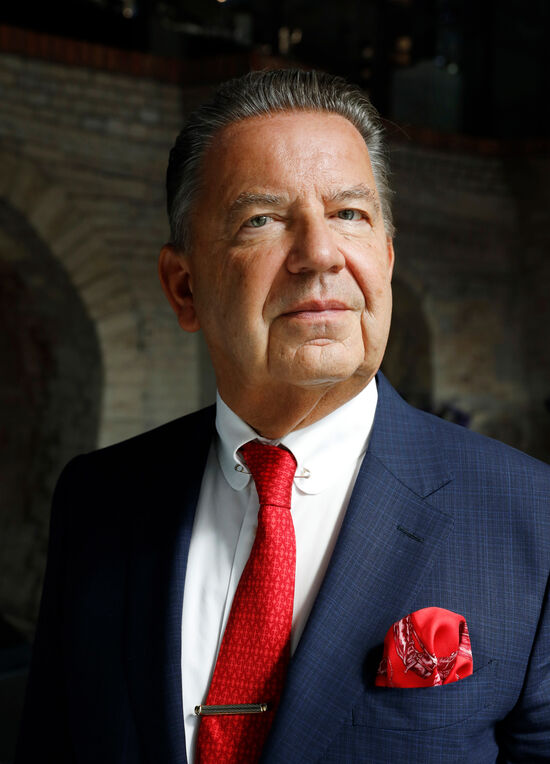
[194,703,268,716]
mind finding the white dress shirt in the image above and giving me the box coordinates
[181,379,378,762]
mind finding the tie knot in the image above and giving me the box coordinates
[239,441,297,507]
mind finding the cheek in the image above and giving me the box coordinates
[349,257,390,309]
[243,253,287,315]
[209,257,275,332]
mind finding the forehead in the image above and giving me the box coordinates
[197,111,378,207]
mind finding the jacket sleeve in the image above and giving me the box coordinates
[498,573,550,762]
[15,458,81,763]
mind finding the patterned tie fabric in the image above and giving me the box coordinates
[196,441,297,764]
[376,607,473,688]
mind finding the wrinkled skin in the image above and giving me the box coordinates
[160,111,394,437]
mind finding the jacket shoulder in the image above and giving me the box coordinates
[422,405,550,487]
[75,404,215,466]
[54,405,216,509]
[373,373,550,498]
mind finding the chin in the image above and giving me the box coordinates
[279,362,362,388]
[269,343,374,388]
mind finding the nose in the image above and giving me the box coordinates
[285,215,346,274]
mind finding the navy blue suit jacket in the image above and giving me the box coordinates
[17,374,550,762]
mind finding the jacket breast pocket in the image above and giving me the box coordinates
[352,660,497,731]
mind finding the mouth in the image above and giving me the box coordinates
[282,300,351,319]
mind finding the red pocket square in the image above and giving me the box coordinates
[375,607,473,688]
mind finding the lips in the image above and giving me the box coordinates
[283,299,350,316]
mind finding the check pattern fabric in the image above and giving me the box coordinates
[196,441,297,764]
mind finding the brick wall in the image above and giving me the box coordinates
[389,143,550,461]
[0,48,210,450]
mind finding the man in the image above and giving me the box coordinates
[17,70,549,763]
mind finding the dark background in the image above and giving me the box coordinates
[1,0,548,137]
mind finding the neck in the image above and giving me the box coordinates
[218,374,373,439]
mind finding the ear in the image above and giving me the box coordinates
[158,244,201,332]
[386,236,395,280]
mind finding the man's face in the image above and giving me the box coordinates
[171,111,394,406]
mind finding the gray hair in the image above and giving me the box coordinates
[166,69,394,249]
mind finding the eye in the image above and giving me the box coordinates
[337,209,363,221]
[244,215,270,228]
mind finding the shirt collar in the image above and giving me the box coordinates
[215,378,378,495]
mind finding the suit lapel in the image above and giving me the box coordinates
[263,375,455,762]
[124,407,215,764]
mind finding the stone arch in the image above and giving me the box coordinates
[0,151,144,448]
[0,153,146,633]
[0,198,103,633]
[382,275,433,411]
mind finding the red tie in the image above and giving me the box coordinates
[195,441,297,764]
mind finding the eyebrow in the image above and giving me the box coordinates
[325,184,381,216]
[228,192,287,220]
